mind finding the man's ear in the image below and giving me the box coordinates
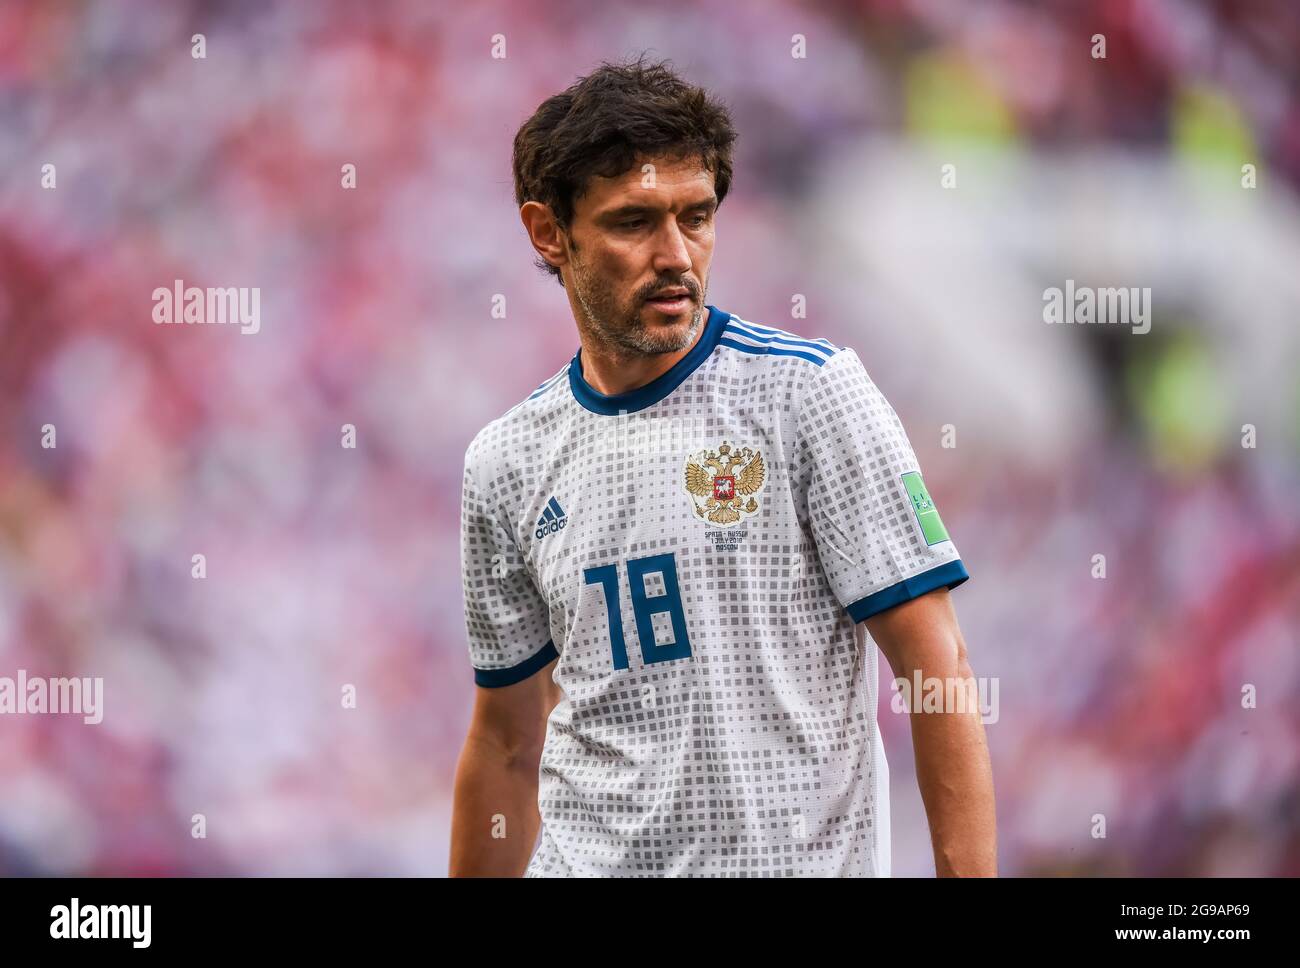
[520,201,569,272]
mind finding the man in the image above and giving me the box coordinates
[451,57,995,877]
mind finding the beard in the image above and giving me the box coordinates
[570,255,706,357]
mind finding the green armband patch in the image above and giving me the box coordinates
[901,471,950,545]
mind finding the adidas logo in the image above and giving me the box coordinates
[535,497,568,540]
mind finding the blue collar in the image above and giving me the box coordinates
[568,304,729,415]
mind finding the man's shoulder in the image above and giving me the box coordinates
[705,308,897,436]
[713,309,851,373]
[709,309,863,410]
[464,361,571,477]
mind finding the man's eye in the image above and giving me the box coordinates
[687,214,709,227]
[620,219,645,229]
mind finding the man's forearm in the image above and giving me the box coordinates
[908,656,997,876]
[449,733,543,876]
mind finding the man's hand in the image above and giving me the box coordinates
[865,588,997,876]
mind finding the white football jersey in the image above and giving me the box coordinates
[460,304,969,877]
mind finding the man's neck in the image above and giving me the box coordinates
[577,318,707,397]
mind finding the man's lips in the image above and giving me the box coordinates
[645,292,693,312]
[646,287,693,307]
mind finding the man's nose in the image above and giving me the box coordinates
[652,220,693,276]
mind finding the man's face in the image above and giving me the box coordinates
[562,153,717,356]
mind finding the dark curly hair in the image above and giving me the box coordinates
[512,55,738,284]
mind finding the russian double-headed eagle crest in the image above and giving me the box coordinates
[683,441,765,527]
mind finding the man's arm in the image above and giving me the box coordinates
[449,658,561,877]
[864,588,996,877]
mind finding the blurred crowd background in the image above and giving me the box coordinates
[0,0,1297,876]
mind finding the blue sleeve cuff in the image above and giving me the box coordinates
[846,560,969,623]
[473,640,558,688]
